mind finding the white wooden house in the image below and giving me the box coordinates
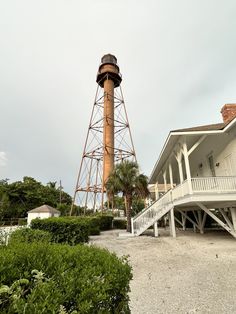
[132,104,236,238]
[27,204,60,225]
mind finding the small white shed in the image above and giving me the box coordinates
[27,204,60,226]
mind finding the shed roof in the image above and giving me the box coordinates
[28,204,60,214]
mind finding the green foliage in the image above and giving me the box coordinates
[9,228,52,245]
[83,217,101,235]
[31,217,90,245]
[106,161,149,232]
[96,214,113,231]
[18,218,27,226]
[113,219,127,230]
[31,215,114,242]
[0,242,132,313]
[132,197,146,216]
[0,229,9,246]
[0,177,72,219]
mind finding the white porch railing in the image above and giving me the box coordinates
[132,176,236,235]
[191,176,236,193]
[172,179,189,200]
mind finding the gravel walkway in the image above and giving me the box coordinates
[90,229,236,314]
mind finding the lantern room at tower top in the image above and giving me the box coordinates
[96,54,122,88]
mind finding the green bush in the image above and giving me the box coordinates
[0,242,132,313]
[9,228,52,245]
[18,218,27,226]
[96,214,113,231]
[113,219,127,229]
[84,217,100,235]
[31,217,89,245]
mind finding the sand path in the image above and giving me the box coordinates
[90,229,236,314]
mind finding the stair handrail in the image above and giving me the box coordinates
[133,188,172,221]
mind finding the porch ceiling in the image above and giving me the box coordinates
[149,134,202,184]
[149,117,236,184]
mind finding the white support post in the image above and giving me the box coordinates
[197,210,204,234]
[196,203,236,238]
[174,216,183,227]
[187,135,207,156]
[154,182,159,201]
[202,211,207,232]
[154,221,159,237]
[219,208,234,231]
[183,142,192,194]
[230,207,236,232]
[131,218,134,235]
[193,210,199,226]
[168,212,172,236]
[177,159,184,184]
[163,171,167,193]
[170,207,176,238]
[182,212,186,231]
[169,163,174,189]
[177,209,199,231]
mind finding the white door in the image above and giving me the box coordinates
[224,154,233,176]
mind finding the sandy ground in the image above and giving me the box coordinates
[90,229,236,314]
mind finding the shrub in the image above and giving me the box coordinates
[18,218,27,226]
[113,219,127,229]
[84,217,100,235]
[31,217,89,245]
[96,214,113,231]
[0,242,132,313]
[9,228,52,245]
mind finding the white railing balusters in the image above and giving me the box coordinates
[132,176,236,235]
[192,176,236,192]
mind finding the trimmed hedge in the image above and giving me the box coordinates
[31,215,114,244]
[113,219,127,230]
[0,242,132,313]
[96,214,113,231]
[31,217,89,245]
[9,228,52,245]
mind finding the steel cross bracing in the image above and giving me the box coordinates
[72,84,136,212]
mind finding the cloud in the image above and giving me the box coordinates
[1,0,236,193]
[0,152,7,167]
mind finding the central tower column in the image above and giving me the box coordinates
[96,54,122,190]
[103,78,114,184]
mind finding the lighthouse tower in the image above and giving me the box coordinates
[72,54,136,212]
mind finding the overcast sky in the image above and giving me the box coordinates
[1,0,236,194]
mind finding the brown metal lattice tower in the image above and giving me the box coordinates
[71,54,136,212]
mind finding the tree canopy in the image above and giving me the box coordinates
[0,177,72,220]
[105,161,149,232]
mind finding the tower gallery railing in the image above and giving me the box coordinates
[132,176,236,235]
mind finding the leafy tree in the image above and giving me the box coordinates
[132,196,145,216]
[105,161,149,232]
[0,177,72,219]
[47,181,57,189]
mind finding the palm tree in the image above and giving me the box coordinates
[105,160,149,232]
[47,181,57,189]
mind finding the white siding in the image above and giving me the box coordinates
[27,212,60,225]
[189,126,236,177]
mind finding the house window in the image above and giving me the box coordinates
[208,154,216,177]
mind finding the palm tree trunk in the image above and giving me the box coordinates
[111,196,114,214]
[126,194,132,232]
[124,195,127,216]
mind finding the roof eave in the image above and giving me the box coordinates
[148,117,236,184]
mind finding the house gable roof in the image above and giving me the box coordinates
[172,122,226,133]
[149,116,236,184]
[28,204,60,214]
